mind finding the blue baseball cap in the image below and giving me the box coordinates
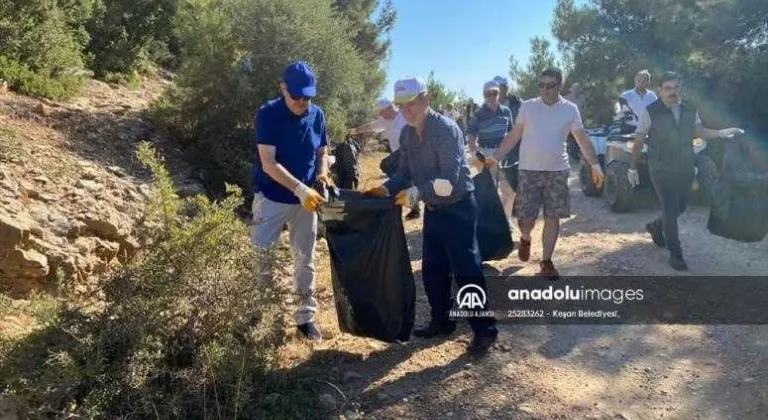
[282,61,317,98]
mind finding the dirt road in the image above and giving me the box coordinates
[283,157,768,420]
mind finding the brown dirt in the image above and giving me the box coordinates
[280,149,768,420]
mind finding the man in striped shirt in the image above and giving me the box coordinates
[467,80,516,222]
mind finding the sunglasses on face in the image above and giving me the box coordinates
[538,81,559,90]
[484,91,499,97]
[289,93,312,102]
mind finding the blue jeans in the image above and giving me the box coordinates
[422,194,497,337]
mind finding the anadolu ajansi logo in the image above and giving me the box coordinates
[457,284,487,310]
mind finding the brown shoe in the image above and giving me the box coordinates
[518,238,531,262]
[537,260,560,280]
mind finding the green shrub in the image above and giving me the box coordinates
[0,56,85,100]
[0,0,98,99]
[154,0,374,194]
[0,143,303,418]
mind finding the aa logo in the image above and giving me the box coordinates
[457,284,487,310]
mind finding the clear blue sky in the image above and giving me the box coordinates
[379,0,582,103]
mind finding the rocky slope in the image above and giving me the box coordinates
[0,74,196,295]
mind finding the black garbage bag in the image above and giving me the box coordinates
[707,139,768,242]
[473,167,514,261]
[331,138,361,190]
[319,188,415,342]
[379,149,401,178]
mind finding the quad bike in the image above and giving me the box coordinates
[600,137,719,213]
[576,99,638,197]
[577,98,720,212]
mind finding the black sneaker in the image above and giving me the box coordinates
[669,253,688,271]
[413,321,456,338]
[468,333,498,357]
[646,221,666,247]
[297,322,322,341]
[405,207,421,220]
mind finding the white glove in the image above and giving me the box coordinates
[433,179,453,197]
[293,183,324,212]
[591,163,604,178]
[718,128,745,138]
[628,168,640,188]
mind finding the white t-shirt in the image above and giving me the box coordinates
[619,89,658,126]
[372,112,407,152]
[517,97,584,171]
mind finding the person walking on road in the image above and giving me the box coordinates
[366,76,498,356]
[629,71,744,271]
[487,68,604,279]
[467,80,516,223]
[251,61,330,341]
[352,99,421,220]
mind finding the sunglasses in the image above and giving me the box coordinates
[289,93,312,102]
[538,81,559,90]
[484,91,499,97]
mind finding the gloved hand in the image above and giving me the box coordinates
[317,172,333,187]
[718,128,745,138]
[293,183,326,212]
[395,186,419,208]
[364,185,389,197]
[433,179,453,197]
[627,168,640,188]
[591,163,605,189]
[471,156,497,172]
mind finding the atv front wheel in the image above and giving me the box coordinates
[604,161,635,212]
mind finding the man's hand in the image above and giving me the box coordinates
[591,163,605,189]
[317,173,333,187]
[718,128,745,139]
[395,186,419,207]
[364,185,389,197]
[293,183,326,212]
[628,168,640,188]
[472,156,497,172]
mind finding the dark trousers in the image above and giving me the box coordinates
[422,194,497,337]
[650,170,695,255]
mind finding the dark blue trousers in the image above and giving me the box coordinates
[422,194,498,337]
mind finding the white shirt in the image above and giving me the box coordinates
[517,97,584,171]
[619,89,658,126]
[635,101,702,135]
[372,112,407,152]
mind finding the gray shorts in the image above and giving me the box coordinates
[513,170,570,220]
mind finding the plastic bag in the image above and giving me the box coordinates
[473,168,514,261]
[319,188,415,342]
[707,139,768,242]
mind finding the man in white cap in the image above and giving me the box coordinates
[352,98,420,219]
[365,76,498,356]
[467,80,516,223]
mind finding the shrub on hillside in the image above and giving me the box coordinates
[155,0,371,195]
[0,0,97,99]
[0,143,299,418]
[85,0,178,77]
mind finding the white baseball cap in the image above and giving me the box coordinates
[376,98,393,111]
[483,80,500,92]
[394,76,428,104]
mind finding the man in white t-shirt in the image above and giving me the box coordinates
[485,68,604,279]
[352,98,420,219]
[353,98,408,153]
[618,70,657,129]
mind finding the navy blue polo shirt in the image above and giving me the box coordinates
[253,97,328,204]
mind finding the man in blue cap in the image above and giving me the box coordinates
[366,76,498,356]
[252,61,330,341]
